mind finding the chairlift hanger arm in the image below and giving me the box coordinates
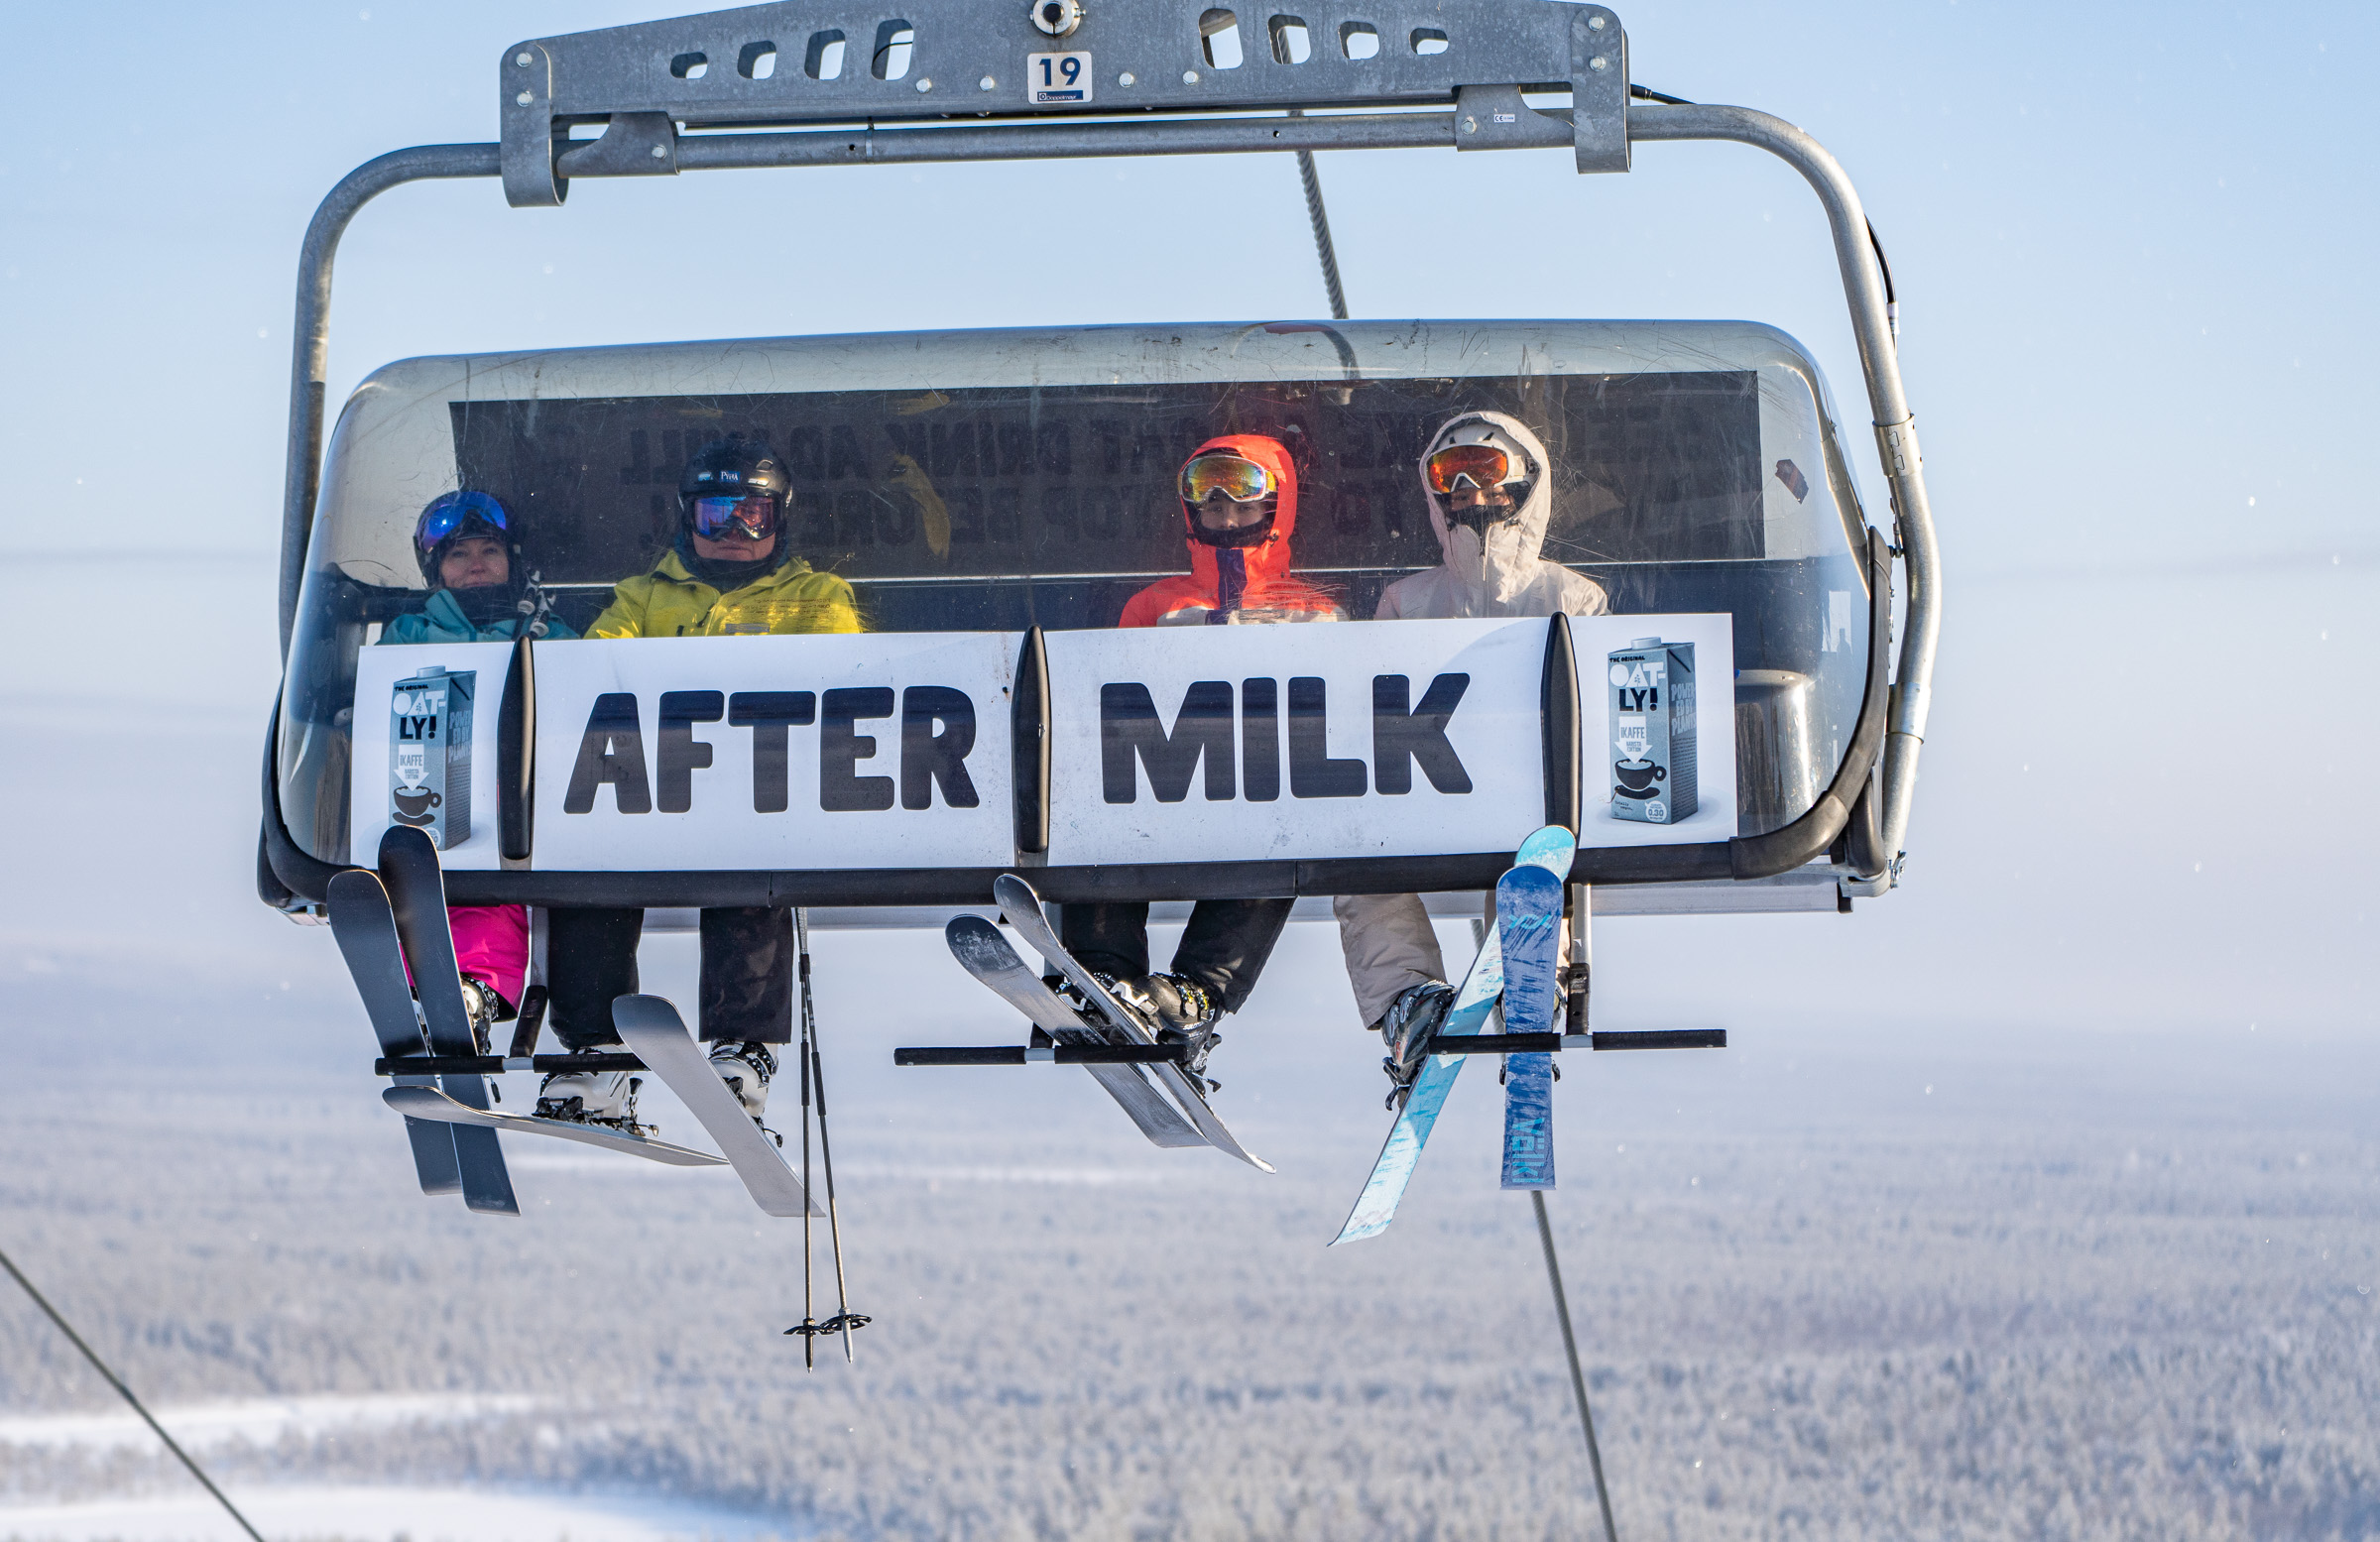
[496,0,1629,207]
[274,0,1940,885]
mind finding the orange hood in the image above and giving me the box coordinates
[1180,432,1300,600]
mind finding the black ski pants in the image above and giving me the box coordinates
[543,905,793,1051]
[1058,898,1295,1015]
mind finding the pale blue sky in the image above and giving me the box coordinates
[0,0,2372,1047]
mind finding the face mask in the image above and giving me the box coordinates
[1444,494,1521,534]
[1186,498,1278,548]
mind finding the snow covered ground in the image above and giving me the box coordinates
[0,1394,541,1454]
[0,1484,792,1542]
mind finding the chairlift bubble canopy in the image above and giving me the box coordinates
[261,0,1942,923]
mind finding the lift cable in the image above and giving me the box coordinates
[1532,1193,1621,1542]
[1286,109,1350,320]
[0,1245,269,1542]
[1462,912,1620,1538]
[1629,84,1897,340]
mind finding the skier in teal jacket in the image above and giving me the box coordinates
[376,491,576,1037]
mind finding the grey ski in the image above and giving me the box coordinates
[383,1085,728,1168]
[945,915,1206,1149]
[376,825,520,1216]
[613,994,821,1218]
[325,869,461,1197]
[992,875,1274,1174]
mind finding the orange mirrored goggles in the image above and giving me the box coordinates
[1424,443,1514,494]
[1179,453,1277,504]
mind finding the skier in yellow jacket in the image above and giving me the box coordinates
[537,435,861,1130]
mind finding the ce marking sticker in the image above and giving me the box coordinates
[1026,52,1092,104]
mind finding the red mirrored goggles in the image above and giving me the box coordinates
[1179,453,1277,505]
[689,492,781,542]
[1423,443,1515,495]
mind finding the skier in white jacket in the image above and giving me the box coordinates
[1340,411,1608,1103]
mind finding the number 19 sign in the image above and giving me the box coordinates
[1026,51,1092,104]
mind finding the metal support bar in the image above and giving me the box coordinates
[671,111,1456,171]
[278,143,501,654]
[1625,101,1940,874]
[1565,881,1592,1033]
[893,1043,1189,1066]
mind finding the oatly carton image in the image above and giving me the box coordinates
[389,665,474,850]
[1608,638,1698,824]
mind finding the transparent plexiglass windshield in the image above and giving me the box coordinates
[278,320,1871,866]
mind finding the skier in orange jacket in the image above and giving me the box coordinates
[1061,433,1348,1085]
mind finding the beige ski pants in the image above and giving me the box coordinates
[1334,890,1572,1030]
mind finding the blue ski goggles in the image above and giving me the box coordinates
[416,490,511,553]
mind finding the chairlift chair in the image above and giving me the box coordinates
[259,0,1943,1204]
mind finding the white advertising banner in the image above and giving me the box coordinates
[350,642,517,871]
[347,616,1739,878]
[1043,618,1552,867]
[529,634,1016,872]
[1576,614,1737,847]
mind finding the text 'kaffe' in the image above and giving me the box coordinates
[562,687,980,815]
[1101,673,1472,804]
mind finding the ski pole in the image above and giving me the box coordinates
[1532,1192,1618,1542]
[797,906,864,1363]
[0,1246,268,1542]
[798,994,816,1372]
[811,1035,860,1363]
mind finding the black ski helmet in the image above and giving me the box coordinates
[677,435,789,522]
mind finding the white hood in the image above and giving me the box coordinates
[1422,411,1553,610]
[1385,411,1606,621]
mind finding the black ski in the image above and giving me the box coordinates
[376,826,519,1216]
[325,869,460,1197]
[993,876,1273,1173]
[945,915,1206,1149]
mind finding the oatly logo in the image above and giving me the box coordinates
[561,687,980,814]
[1100,674,1471,804]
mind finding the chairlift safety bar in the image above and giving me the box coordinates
[276,0,1941,875]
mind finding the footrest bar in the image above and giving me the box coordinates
[894,1043,1188,1067]
[375,1052,648,1076]
[1595,1029,1726,1050]
[1431,1029,1726,1055]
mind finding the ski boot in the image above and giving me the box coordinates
[1377,980,1457,1110]
[1101,973,1226,1091]
[707,1040,778,1124]
[536,1051,641,1131]
[456,974,510,1055]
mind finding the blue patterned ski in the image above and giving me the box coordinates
[1331,825,1577,1245]
[1496,866,1564,1190]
